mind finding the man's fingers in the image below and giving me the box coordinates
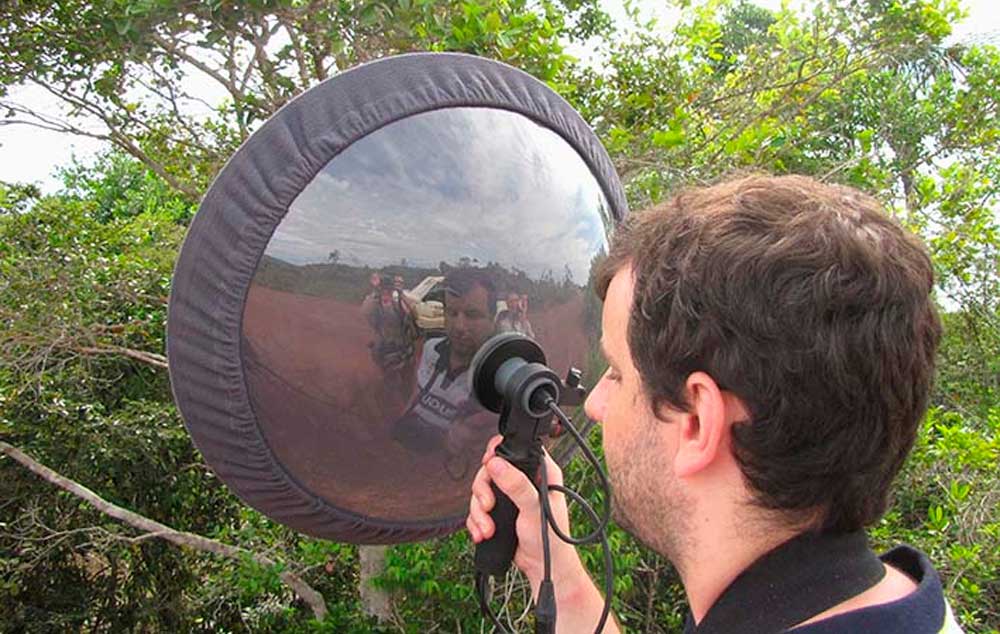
[542,450,564,488]
[471,465,495,510]
[470,439,560,545]
[486,456,539,510]
[482,434,503,466]
[467,502,494,542]
[468,465,497,542]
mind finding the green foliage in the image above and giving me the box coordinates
[0,181,41,215]
[58,152,197,224]
[871,407,1000,630]
[379,534,481,632]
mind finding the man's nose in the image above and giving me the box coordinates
[584,379,604,423]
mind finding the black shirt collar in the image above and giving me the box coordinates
[789,546,946,634]
[684,530,885,634]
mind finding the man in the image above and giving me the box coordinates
[496,291,535,338]
[467,175,962,633]
[362,272,418,371]
[393,268,497,463]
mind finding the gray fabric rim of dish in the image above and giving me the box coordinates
[166,52,628,544]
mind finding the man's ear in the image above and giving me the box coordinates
[672,372,733,478]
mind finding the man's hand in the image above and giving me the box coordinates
[467,436,621,633]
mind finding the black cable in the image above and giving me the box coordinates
[477,572,511,632]
[542,400,613,633]
[537,453,556,634]
[544,401,611,545]
[475,400,614,634]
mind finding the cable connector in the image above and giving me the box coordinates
[534,580,557,634]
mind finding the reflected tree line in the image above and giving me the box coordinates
[253,253,592,311]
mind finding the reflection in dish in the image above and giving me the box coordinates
[242,107,610,523]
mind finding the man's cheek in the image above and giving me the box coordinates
[602,430,621,470]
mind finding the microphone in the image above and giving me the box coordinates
[469,332,613,634]
[469,332,584,576]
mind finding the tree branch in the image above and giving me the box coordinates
[75,345,168,370]
[0,101,112,141]
[133,71,210,151]
[149,32,245,105]
[279,15,313,89]
[244,16,284,111]
[0,441,328,621]
[222,32,251,138]
[18,80,202,199]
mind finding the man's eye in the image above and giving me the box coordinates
[605,368,621,382]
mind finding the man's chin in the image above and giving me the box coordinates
[450,343,475,364]
[612,500,675,561]
[611,501,639,540]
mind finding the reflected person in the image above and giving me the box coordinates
[392,268,497,461]
[361,271,418,373]
[495,291,535,338]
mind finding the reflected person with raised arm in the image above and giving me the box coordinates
[496,291,535,338]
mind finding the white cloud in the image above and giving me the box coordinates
[266,108,610,281]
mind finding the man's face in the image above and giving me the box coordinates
[445,284,494,368]
[507,293,522,315]
[584,266,692,563]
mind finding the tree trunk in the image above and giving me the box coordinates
[359,545,393,622]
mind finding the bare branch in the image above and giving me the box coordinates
[280,16,313,89]
[244,16,284,111]
[143,62,220,112]
[223,32,251,138]
[0,101,111,141]
[0,117,108,139]
[149,32,245,105]
[18,79,201,199]
[0,441,329,620]
[131,73,209,151]
[75,345,168,370]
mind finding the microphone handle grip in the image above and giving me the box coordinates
[474,449,541,577]
[474,482,519,577]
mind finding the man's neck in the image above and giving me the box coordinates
[679,515,803,624]
[448,356,469,377]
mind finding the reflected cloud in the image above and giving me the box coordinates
[265,108,610,284]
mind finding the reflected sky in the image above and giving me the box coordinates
[266,107,611,283]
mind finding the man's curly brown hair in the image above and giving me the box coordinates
[596,174,942,532]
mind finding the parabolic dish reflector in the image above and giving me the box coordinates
[167,53,627,543]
